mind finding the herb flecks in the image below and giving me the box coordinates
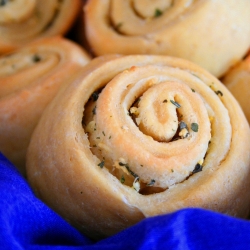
[92,106,96,115]
[192,163,203,174]
[215,90,223,96]
[170,100,181,108]
[191,73,201,80]
[32,54,41,63]
[0,0,7,7]
[146,179,155,186]
[179,121,187,130]
[91,92,99,101]
[120,175,125,184]
[191,123,199,132]
[98,161,105,168]
[115,22,123,30]
[154,8,163,17]
[119,162,138,178]
[178,121,189,139]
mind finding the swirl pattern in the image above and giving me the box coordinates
[83,0,250,77]
[26,55,250,239]
[0,36,90,174]
[0,0,81,54]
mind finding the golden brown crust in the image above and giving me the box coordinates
[222,52,250,124]
[0,36,91,174]
[83,0,250,77]
[26,55,250,240]
[0,0,81,54]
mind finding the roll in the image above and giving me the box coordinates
[83,0,250,78]
[0,36,91,175]
[0,0,81,54]
[26,55,250,240]
[222,52,250,124]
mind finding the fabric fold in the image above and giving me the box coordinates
[1,151,250,249]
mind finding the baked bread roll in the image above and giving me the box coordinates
[0,0,81,54]
[222,52,250,124]
[0,36,91,175]
[26,55,250,240]
[82,0,250,78]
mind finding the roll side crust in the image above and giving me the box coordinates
[222,53,250,124]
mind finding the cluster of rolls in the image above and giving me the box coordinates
[81,0,250,123]
[1,0,250,241]
[0,0,91,175]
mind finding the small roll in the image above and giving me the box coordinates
[82,0,250,77]
[0,36,91,175]
[0,0,81,54]
[26,55,250,240]
[222,52,250,124]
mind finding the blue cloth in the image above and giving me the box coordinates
[1,152,250,250]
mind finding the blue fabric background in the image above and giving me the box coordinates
[1,152,250,250]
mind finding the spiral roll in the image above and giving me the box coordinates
[83,0,250,78]
[222,52,250,124]
[0,0,81,54]
[0,36,91,175]
[26,55,250,240]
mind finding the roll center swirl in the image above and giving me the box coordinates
[84,65,211,192]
